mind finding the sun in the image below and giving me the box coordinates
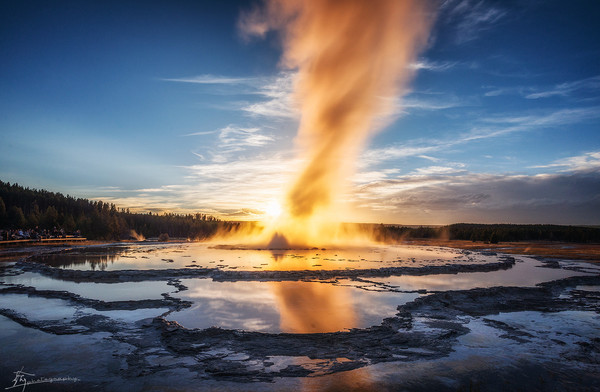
[264,200,283,220]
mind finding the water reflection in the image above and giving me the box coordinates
[271,281,357,333]
[369,256,590,291]
[166,278,416,333]
[3,242,598,391]
[269,280,373,390]
[301,367,373,392]
[30,243,498,272]
[1,272,172,301]
[34,251,122,271]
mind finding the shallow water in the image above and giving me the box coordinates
[28,242,500,271]
[0,294,79,321]
[0,242,598,391]
[4,244,590,333]
[0,271,174,301]
[165,279,419,332]
[368,256,589,291]
[306,310,600,392]
[0,293,169,325]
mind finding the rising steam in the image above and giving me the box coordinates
[240,0,434,247]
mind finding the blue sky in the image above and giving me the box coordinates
[1,0,599,224]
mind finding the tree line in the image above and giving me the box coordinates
[0,180,224,241]
[2,180,599,243]
[376,223,600,244]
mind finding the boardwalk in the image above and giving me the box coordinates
[0,237,87,246]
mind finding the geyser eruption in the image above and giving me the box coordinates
[241,0,434,247]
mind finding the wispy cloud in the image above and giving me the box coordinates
[489,107,600,126]
[408,59,458,72]
[218,125,274,151]
[357,105,600,188]
[483,75,600,99]
[241,72,298,119]
[359,105,600,173]
[161,74,256,85]
[90,152,300,217]
[167,73,299,159]
[460,106,600,142]
[164,72,298,119]
[525,75,600,99]
[530,151,600,172]
[188,125,276,156]
[399,94,466,112]
[359,145,441,168]
[418,155,442,162]
[483,86,525,97]
[413,164,466,176]
[354,151,468,189]
[178,154,299,215]
[186,124,277,159]
[151,66,599,224]
[441,0,507,44]
[88,144,600,225]
[353,170,600,224]
[184,130,218,136]
[382,91,470,120]
[92,163,600,225]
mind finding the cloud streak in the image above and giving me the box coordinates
[241,72,298,119]
[161,75,256,85]
[460,106,600,142]
[531,151,600,172]
[218,125,274,151]
[525,75,600,99]
[357,105,600,173]
[89,147,600,225]
[90,152,300,218]
[441,0,507,44]
[353,170,600,224]
[399,94,466,112]
[483,75,600,99]
[187,125,276,158]
[408,59,458,71]
[164,71,299,120]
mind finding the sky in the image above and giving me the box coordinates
[1,0,599,225]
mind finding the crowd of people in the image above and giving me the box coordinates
[0,227,82,241]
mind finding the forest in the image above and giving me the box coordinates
[377,223,600,244]
[0,181,223,240]
[1,180,599,243]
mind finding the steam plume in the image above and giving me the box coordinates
[241,0,434,245]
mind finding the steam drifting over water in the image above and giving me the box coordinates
[240,0,434,246]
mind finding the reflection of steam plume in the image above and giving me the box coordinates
[241,0,433,245]
[270,280,373,390]
[271,281,356,333]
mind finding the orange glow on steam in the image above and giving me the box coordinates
[241,0,434,247]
